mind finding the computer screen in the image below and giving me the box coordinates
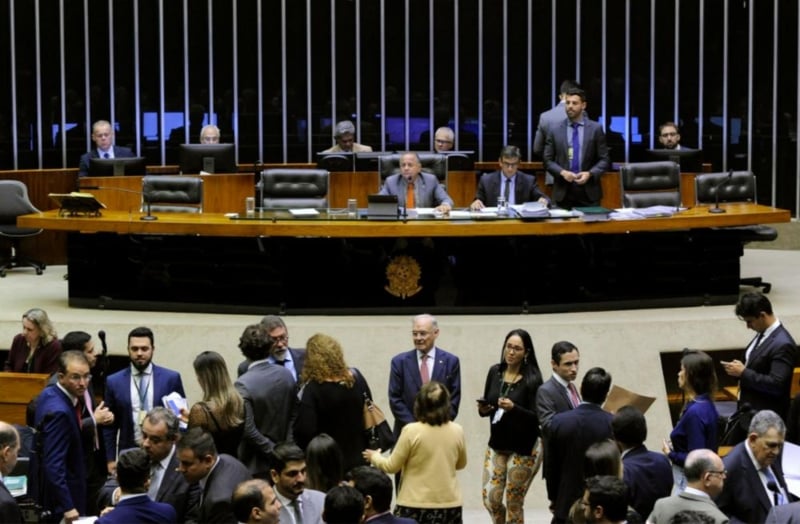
[87,156,148,177]
[442,151,475,171]
[646,148,703,173]
[354,152,387,172]
[316,152,354,172]
[179,143,236,174]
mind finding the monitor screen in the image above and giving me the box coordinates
[354,152,386,172]
[179,143,236,174]
[316,152,354,172]
[442,151,475,171]
[646,148,703,173]
[87,156,148,177]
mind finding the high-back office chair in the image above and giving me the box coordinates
[141,175,204,213]
[619,161,681,208]
[0,180,45,277]
[695,171,777,292]
[378,153,447,186]
[260,169,329,209]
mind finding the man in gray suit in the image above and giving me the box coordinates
[379,152,454,213]
[235,324,297,476]
[647,449,729,524]
[269,442,326,524]
[543,87,610,208]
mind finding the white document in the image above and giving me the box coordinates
[288,208,320,217]
[162,392,188,429]
[782,441,800,497]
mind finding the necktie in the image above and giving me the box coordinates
[292,497,304,524]
[746,331,764,364]
[570,122,581,173]
[567,382,581,408]
[75,399,84,427]
[103,152,110,159]
[83,389,100,450]
[137,371,149,409]
[406,181,415,209]
[763,467,785,505]
[504,178,511,203]
[420,354,430,384]
[148,462,162,499]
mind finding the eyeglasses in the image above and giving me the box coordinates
[66,373,92,383]
[272,335,289,343]
[706,469,727,477]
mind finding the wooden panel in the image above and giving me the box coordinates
[0,372,49,425]
[328,171,380,208]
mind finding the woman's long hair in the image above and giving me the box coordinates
[23,308,57,345]
[305,433,345,492]
[301,333,354,387]
[681,349,718,397]
[193,351,244,427]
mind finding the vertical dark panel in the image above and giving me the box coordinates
[653,0,677,144]
[0,3,12,168]
[456,0,479,156]
[776,0,798,211]
[600,0,625,164]
[40,2,63,167]
[358,1,382,152]
[629,0,652,161]
[261,0,284,162]
[235,0,259,164]
[285,0,308,161]
[136,0,159,163]
[480,0,503,159]
[212,0,234,151]
[383,0,405,150]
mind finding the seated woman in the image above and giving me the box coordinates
[4,308,61,374]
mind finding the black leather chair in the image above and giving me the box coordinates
[0,180,45,277]
[378,153,447,186]
[141,175,204,213]
[619,161,681,208]
[696,171,777,292]
[259,169,329,209]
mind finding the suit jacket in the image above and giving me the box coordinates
[96,494,177,524]
[197,454,252,524]
[32,384,87,516]
[236,347,306,380]
[622,445,674,518]
[740,323,798,419]
[648,491,729,524]
[543,117,610,206]
[78,145,136,177]
[0,481,22,524]
[535,376,574,435]
[533,101,566,158]
[102,364,185,462]
[766,501,800,523]
[235,361,297,475]
[546,403,613,522]
[717,440,791,523]
[3,334,62,374]
[277,489,326,524]
[474,170,549,207]
[388,347,461,436]
[379,172,454,208]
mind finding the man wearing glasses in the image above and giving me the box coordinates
[658,122,683,150]
[470,145,550,210]
[199,124,221,144]
[647,448,728,523]
[433,127,455,152]
[236,315,305,383]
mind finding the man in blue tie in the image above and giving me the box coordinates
[543,87,610,209]
[78,120,136,177]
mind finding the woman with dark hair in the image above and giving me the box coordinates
[662,349,719,493]
[183,351,244,457]
[305,433,345,492]
[477,328,543,524]
[4,308,62,374]
[293,333,374,472]
[364,381,467,524]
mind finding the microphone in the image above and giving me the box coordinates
[79,185,158,221]
[97,329,109,395]
[709,170,734,214]
[98,330,108,356]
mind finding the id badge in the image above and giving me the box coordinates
[136,410,146,425]
[568,146,574,162]
[492,408,505,424]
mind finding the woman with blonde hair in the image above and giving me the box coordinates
[184,350,244,457]
[4,308,61,374]
[294,333,375,472]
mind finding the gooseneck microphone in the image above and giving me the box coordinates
[709,170,734,214]
[79,185,158,221]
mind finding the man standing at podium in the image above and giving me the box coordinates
[78,120,136,177]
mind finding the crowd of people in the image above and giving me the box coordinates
[1,292,799,523]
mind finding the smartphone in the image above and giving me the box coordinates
[476,398,489,405]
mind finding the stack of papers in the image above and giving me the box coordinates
[633,205,678,218]
[288,208,320,217]
[515,202,549,218]
[575,206,612,222]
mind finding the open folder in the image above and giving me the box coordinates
[602,384,656,414]
[49,192,106,216]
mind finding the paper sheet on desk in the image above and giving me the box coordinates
[783,441,800,497]
[288,208,320,217]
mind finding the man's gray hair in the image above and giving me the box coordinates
[749,409,786,436]
[334,120,356,137]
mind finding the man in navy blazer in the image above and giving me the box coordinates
[717,410,796,523]
[389,314,461,438]
[379,152,454,213]
[32,351,92,522]
[96,448,176,524]
[543,87,610,209]
[348,466,416,524]
[611,406,672,518]
[78,120,136,177]
[470,145,549,210]
[102,326,185,474]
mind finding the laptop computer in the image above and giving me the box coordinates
[367,194,399,220]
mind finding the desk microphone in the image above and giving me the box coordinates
[79,185,158,221]
[709,170,733,214]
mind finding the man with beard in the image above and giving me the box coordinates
[581,476,630,524]
[102,326,185,474]
[269,442,326,524]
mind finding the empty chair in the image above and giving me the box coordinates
[0,180,45,277]
[141,175,204,213]
[378,152,447,186]
[696,170,777,292]
[260,169,329,209]
[619,161,681,208]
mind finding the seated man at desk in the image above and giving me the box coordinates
[199,124,221,144]
[322,120,373,153]
[434,126,455,152]
[78,120,136,177]
[470,145,550,210]
[379,151,453,214]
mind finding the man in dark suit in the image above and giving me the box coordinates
[78,120,136,177]
[177,427,252,523]
[611,405,672,518]
[269,442,326,524]
[379,152,454,213]
[235,324,297,476]
[533,80,579,159]
[546,367,614,524]
[236,315,306,382]
[96,448,176,524]
[232,479,282,524]
[97,407,199,522]
[722,292,797,442]
[717,409,795,523]
[32,351,91,522]
[102,326,185,475]
[347,466,416,524]
[389,314,461,438]
[647,449,728,524]
[0,422,22,523]
[543,87,610,209]
[323,485,365,524]
[536,341,581,434]
[470,145,550,210]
